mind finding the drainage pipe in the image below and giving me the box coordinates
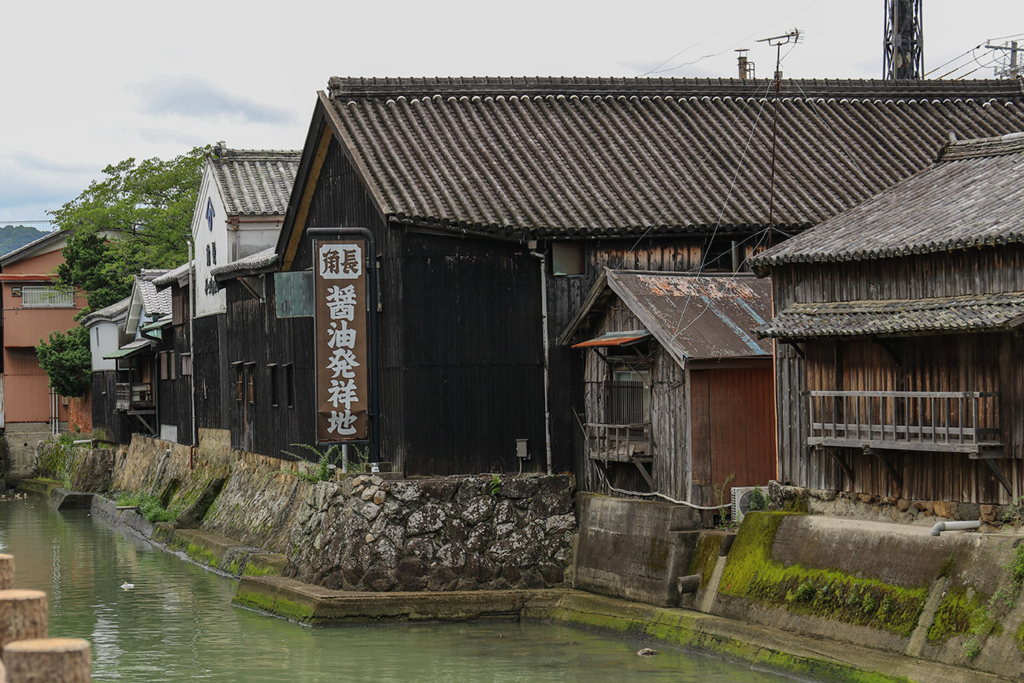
[930,520,981,537]
[530,246,554,476]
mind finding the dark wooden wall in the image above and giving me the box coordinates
[223,276,316,461]
[156,290,194,445]
[90,371,132,444]
[772,245,1024,503]
[292,138,546,476]
[193,314,228,432]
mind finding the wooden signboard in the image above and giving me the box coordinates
[314,239,368,442]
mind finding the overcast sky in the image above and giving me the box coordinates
[2,0,1022,226]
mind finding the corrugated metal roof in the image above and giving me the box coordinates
[572,330,651,349]
[562,269,772,365]
[752,132,1024,268]
[320,77,1024,238]
[210,147,301,216]
[757,291,1024,340]
[103,339,153,360]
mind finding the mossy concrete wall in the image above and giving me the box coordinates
[713,511,1024,679]
[574,493,702,607]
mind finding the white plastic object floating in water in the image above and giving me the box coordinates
[636,648,659,657]
[120,582,134,591]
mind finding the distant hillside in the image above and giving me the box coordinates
[0,225,48,256]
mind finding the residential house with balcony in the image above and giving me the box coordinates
[752,132,1024,505]
[0,230,87,478]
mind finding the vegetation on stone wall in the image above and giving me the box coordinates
[116,491,179,524]
[35,436,78,488]
[930,540,1024,659]
[719,512,928,638]
[689,533,725,589]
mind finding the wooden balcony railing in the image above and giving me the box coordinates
[115,383,154,412]
[585,423,652,463]
[806,390,1001,454]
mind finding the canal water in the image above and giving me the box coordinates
[0,497,799,682]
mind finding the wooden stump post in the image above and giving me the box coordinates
[0,556,14,591]
[4,638,90,682]
[0,591,47,653]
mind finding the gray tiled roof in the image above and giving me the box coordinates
[751,132,1024,268]
[210,147,301,216]
[756,291,1024,340]
[136,272,172,316]
[322,77,1024,238]
[152,262,192,289]
[210,247,277,281]
[79,296,130,327]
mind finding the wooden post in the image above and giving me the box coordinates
[0,590,47,653]
[0,555,14,591]
[4,638,90,682]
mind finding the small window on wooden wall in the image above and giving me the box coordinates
[160,352,168,380]
[268,363,279,407]
[235,365,244,402]
[551,242,585,276]
[181,354,192,376]
[285,363,294,408]
[169,351,176,380]
[247,363,256,404]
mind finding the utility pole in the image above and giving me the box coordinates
[985,41,1023,79]
[757,29,801,248]
[883,0,924,79]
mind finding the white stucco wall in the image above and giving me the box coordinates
[192,165,228,318]
[231,222,283,261]
[89,321,120,372]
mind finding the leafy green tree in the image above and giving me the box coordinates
[36,327,91,398]
[50,147,208,312]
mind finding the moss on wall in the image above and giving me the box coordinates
[926,587,987,645]
[690,533,724,588]
[719,512,928,638]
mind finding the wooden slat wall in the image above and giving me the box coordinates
[90,371,132,444]
[774,245,1024,503]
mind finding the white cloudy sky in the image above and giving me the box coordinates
[2,0,1022,226]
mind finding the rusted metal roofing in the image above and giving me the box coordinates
[572,330,651,349]
[319,76,1024,239]
[751,132,1024,268]
[561,269,772,365]
[757,291,1024,340]
[210,147,301,217]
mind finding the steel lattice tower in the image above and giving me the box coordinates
[883,0,924,79]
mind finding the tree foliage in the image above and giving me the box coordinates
[51,147,208,313]
[36,326,91,398]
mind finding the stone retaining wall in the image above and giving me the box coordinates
[287,474,576,592]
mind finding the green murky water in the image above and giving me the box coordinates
[0,497,799,682]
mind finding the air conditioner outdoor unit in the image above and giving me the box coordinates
[731,486,768,524]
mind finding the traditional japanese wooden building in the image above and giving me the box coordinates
[753,132,1024,504]
[559,270,774,505]
[260,76,1024,481]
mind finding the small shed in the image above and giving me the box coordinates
[560,269,776,506]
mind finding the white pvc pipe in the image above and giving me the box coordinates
[930,520,981,537]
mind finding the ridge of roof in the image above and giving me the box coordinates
[751,132,1024,269]
[79,296,130,327]
[938,131,1024,161]
[210,146,302,162]
[327,76,1024,102]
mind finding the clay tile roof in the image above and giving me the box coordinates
[210,147,301,216]
[751,131,1024,268]
[757,291,1024,340]
[319,77,1024,238]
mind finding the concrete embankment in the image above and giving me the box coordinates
[28,434,1024,682]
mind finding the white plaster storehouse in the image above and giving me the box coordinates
[193,147,301,318]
